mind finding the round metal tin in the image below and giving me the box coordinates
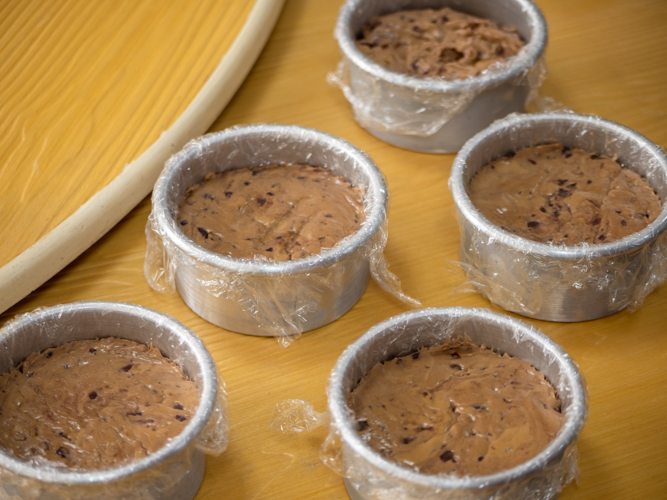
[450,112,667,322]
[152,124,388,336]
[335,0,548,153]
[0,302,218,500]
[328,307,587,500]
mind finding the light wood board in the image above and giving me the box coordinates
[0,0,285,313]
[2,0,667,498]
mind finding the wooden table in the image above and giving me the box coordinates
[2,0,667,498]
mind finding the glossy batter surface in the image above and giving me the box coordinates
[469,143,662,245]
[356,7,524,79]
[349,340,563,476]
[0,338,198,470]
[178,164,365,261]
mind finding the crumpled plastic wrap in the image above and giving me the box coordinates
[144,125,419,346]
[330,0,549,147]
[328,53,547,138]
[0,302,229,500]
[270,399,328,434]
[320,307,588,500]
[448,112,667,321]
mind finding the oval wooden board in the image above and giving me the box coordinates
[0,0,285,313]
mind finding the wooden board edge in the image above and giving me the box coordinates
[0,0,286,314]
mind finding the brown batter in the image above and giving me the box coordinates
[178,164,365,261]
[356,7,525,79]
[349,339,563,476]
[0,338,198,470]
[469,143,662,245]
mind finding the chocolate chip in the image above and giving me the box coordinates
[417,425,433,432]
[412,25,420,32]
[180,220,188,226]
[621,220,627,226]
[224,191,232,198]
[203,193,214,200]
[564,152,572,158]
[357,419,369,431]
[297,176,306,180]
[527,221,540,228]
[527,159,536,165]
[173,404,184,411]
[557,179,568,186]
[175,415,187,422]
[592,217,601,226]
[539,207,547,213]
[244,181,250,185]
[58,432,71,441]
[441,15,449,22]
[450,364,463,370]
[88,391,98,400]
[402,436,416,444]
[121,364,133,372]
[558,188,572,198]
[324,214,332,218]
[360,41,377,48]
[439,450,455,462]
[56,447,68,459]
[495,45,505,55]
[563,234,569,238]
[450,352,460,359]
[266,248,273,252]
[598,234,606,241]
[197,227,209,239]
[478,456,484,462]
[587,180,592,184]
[562,146,570,155]
[126,411,143,416]
[412,352,420,360]
[396,358,405,366]
[252,170,260,176]
[590,154,600,160]
[266,191,274,196]
[45,351,53,358]
[553,210,561,217]
[257,197,267,206]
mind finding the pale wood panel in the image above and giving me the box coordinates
[0,0,255,268]
[2,0,667,499]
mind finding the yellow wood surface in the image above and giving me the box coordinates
[0,0,257,269]
[2,0,667,498]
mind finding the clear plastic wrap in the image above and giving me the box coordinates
[331,0,549,153]
[144,124,418,346]
[0,302,229,500]
[322,307,588,500]
[449,112,667,322]
[328,53,547,138]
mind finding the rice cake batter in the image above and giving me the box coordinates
[469,143,662,245]
[349,340,563,476]
[356,7,525,79]
[178,164,365,261]
[0,338,198,470]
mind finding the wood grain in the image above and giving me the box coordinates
[2,0,667,498]
[0,0,256,268]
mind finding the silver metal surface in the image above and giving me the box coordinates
[153,124,388,336]
[328,307,587,500]
[450,113,667,322]
[335,0,547,153]
[0,302,218,500]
